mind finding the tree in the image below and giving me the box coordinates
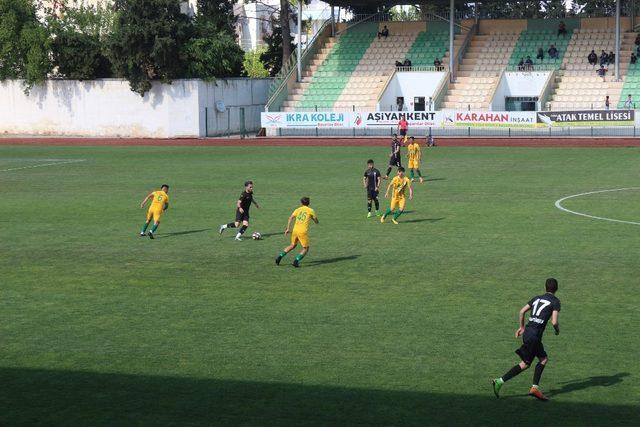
[48,3,115,79]
[571,0,618,16]
[243,47,270,77]
[260,24,293,76]
[185,0,244,79]
[280,0,292,64]
[107,0,193,95]
[184,31,244,79]
[0,0,51,91]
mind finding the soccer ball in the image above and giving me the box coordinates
[252,232,262,240]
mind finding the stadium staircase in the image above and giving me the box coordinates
[548,28,634,110]
[442,31,521,110]
[617,31,640,108]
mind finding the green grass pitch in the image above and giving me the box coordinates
[1,144,639,425]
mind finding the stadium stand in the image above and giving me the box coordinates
[508,29,573,70]
[442,31,521,110]
[548,27,634,110]
[282,22,461,111]
[286,23,378,110]
[333,22,422,110]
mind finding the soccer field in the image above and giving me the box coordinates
[1,144,639,425]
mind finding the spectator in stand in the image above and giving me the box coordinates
[395,60,403,69]
[517,58,525,71]
[605,95,610,110]
[525,56,534,70]
[558,21,567,37]
[433,57,443,71]
[600,50,609,66]
[588,50,598,66]
[637,45,640,56]
[548,44,559,60]
[403,58,412,68]
[608,51,615,64]
[631,53,638,64]
[597,65,607,81]
[536,47,544,61]
[635,34,640,46]
[378,25,389,39]
[624,94,634,109]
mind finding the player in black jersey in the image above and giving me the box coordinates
[219,181,260,241]
[384,134,402,179]
[492,278,561,401]
[363,159,382,218]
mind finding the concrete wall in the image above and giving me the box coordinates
[378,71,446,111]
[491,71,550,111]
[200,78,272,136]
[0,78,271,138]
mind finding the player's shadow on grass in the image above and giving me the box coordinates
[157,228,211,239]
[1,367,638,425]
[425,177,446,182]
[547,372,630,397]
[305,255,360,266]
[257,231,284,239]
[402,217,445,224]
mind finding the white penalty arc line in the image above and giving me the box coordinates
[0,159,86,173]
[554,187,640,226]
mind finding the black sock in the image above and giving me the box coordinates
[533,362,545,386]
[226,223,236,228]
[367,201,372,212]
[239,225,248,235]
[374,198,380,210]
[386,167,392,176]
[502,364,524,382]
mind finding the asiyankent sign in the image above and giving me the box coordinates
[536,110,635,127]
[353,111,441,127]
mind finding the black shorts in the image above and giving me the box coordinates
[389,156,402,167]
[515,333,547,365]
[235,208,250,222]
[399,129,407,137]
[367,189,379,199]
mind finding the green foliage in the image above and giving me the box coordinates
[0,0,51,91]
[107,0,193,95]
[184,29,243,79]
[260,25,294,76]
[243,47,270,78]
[48,3,115,79]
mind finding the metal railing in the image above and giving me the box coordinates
[395,65,447,72]
[505,64,560,72]
[274,125,639,138]
[453,22,477,79]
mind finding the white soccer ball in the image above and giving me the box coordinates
[252,232,262,240]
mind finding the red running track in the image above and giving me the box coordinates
[1,137,640,147]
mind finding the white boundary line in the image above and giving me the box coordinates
[0,159,86,173]
[554,187,640,226]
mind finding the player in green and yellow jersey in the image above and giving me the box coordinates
[406,136,424,183]
[381,168,413,224]
[139,184,169,239]
[275,197,318,268]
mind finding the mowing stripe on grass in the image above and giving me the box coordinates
[0,159,85,173]
[555,187,640,226]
